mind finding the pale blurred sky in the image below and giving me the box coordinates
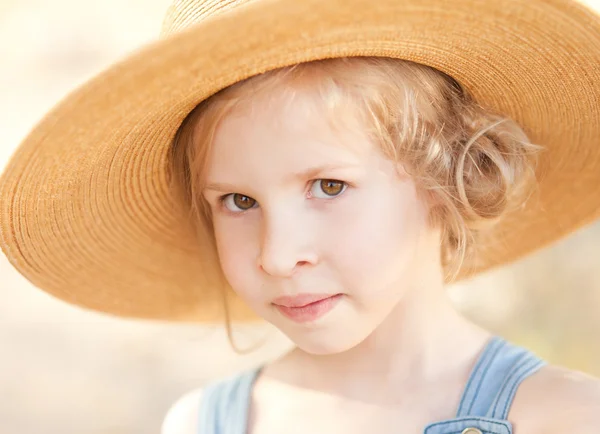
[0,0,172,171]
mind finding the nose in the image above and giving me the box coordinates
[258,210,317,277]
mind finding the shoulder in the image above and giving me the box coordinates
[511,363,600,434]
[161,388,204,434]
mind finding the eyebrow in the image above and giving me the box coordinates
[203,163,359,193]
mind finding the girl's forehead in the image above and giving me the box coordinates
[200,92,389,192]
[210,83,373,161]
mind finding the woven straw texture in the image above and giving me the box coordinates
[1,0,599,322]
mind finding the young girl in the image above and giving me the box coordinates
[1,0,599,433]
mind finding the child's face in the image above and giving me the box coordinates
[202,85,438,355]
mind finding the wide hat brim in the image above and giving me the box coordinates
[1,0,599,323]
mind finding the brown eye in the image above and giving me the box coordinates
[233,194,255,210]
[222,193,256,212]
[312,179,347,198]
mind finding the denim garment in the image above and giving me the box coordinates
[197,336,546,434]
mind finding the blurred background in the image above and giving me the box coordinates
[1,0,599,433]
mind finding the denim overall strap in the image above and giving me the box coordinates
[455,336,546,419]
[424,336,546,434]
[198,367,261,434]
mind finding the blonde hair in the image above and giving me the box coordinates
[170,57,540,344]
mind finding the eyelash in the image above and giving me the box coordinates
[216,178,349,214]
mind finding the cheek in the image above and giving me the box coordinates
[329,186,425,293]
[213,218,259,298]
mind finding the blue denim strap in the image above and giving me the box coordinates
[455,335,546,418]
[424,336,545,434]
[198,367,262,434]
[455,336,506,417]
[486,355,546,419]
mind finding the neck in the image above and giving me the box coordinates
[276,263,491,399]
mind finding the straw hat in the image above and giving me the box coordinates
[1,0,599,323]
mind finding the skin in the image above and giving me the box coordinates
[162,81,600,434]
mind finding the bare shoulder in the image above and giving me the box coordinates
[511,363,600,433]
[161,388,204,434]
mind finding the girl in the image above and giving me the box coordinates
[1,0,599,433]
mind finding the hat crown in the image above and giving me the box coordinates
[160,0,254,37]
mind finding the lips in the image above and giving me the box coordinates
[272,293,337,307]
[272,293,343,323]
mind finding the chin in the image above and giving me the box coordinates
[281,323,371,356]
